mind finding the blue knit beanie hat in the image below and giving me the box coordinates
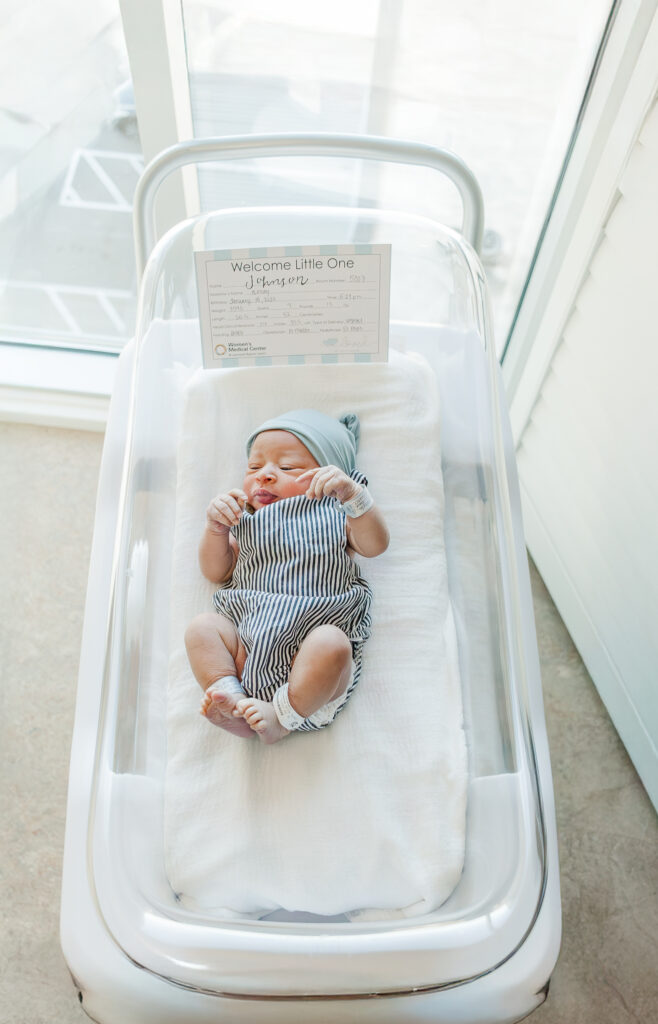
[246,408,360,475]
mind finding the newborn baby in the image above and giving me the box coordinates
[185,408,389,744]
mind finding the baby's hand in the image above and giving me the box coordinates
[297,466,361,504]
[206,489,248,533]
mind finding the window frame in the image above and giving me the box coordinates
[0,0,196,428]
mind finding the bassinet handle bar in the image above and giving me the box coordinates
[133,133,485,278]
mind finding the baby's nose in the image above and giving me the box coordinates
[258,466,276,481]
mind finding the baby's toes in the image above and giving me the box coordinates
[249,705,270,728]
[245,709,266,730]
[243,705,262,724]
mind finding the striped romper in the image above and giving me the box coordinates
[213,471,372,731]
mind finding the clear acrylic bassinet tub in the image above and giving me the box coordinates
[60,136,561,1024]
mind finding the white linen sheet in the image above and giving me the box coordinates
[165,349,467,917]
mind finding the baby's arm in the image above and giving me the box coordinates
[344,503,389,557]
[198,489,246,583]
[298,467,389,558]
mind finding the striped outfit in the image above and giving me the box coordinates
[213,471,372,731]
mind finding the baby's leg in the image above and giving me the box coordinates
[184,612,253,738]
[288,625,353,717]
[235,625,352,744]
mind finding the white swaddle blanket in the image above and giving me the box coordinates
[165,349,467,918]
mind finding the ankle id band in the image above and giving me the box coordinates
[207,675,244,697]
[272,683,306,731]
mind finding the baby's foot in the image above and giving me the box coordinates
[201,684,254,738]
[234,698,290,744]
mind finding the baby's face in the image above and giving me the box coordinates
[244,430,319,509]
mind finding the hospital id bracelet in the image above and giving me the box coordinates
[206,675,245,698]
[272,682,306,731]
[338,485,374,518]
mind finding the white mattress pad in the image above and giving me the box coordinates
[165,349,468,917]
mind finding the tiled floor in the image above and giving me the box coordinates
[0,421,656,1023]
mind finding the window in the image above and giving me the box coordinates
[0,1,141,352]
[1,0,613,361]
[182,0,615,351]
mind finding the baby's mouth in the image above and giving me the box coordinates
[253,489,278,505]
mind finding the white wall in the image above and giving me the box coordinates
[504,2,658,809]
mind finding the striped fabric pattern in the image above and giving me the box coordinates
[213,471,372,731]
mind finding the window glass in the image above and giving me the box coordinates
[1,2,614,355]
[0,1,141,351]
[183,0,613,351]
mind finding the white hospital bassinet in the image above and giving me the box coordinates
[61,135,561,1023]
